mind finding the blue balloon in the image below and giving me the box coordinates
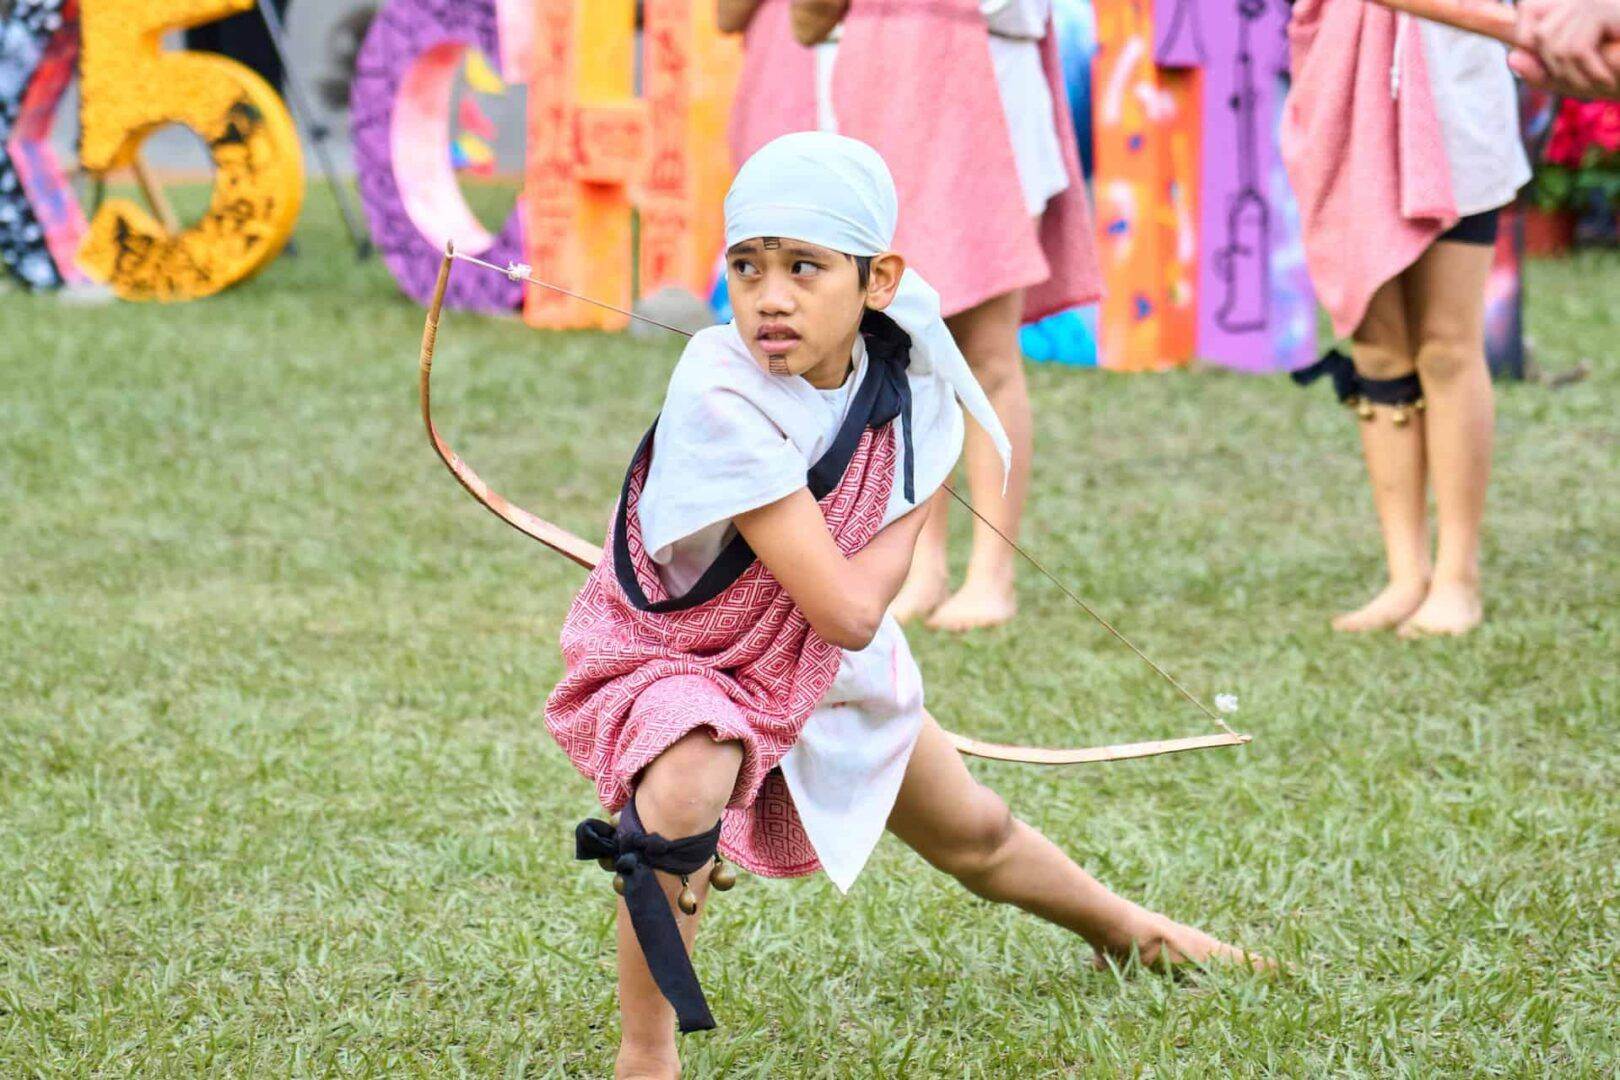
[1022,305,1099,367]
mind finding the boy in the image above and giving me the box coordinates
[545,133,1263,1079]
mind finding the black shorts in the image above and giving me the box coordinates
[1438,209,1500,247]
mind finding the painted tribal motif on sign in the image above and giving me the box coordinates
[0,0,86,290]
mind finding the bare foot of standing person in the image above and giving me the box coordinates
[928,288,1030,632]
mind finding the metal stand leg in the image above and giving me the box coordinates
[255,0,373,259]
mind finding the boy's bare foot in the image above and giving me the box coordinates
[616,1049,679,1079]
[925,576,1016,632]
[1397,579,1483,638]
[889,565,950,625]
[1092,911,1275,974]
[1331,578,1430,633]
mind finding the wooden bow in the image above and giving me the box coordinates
[419,244,1251,765]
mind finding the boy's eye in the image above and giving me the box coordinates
[731,259,759,277]
[792,260,821,276]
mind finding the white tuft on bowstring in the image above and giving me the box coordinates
[505,262,532,283]
[1215,694,1239,715]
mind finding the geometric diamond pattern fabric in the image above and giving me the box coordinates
[545,424,897,877]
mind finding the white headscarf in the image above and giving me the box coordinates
[723,132,1013,483]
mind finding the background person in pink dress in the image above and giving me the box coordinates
[722,0,1102,632]
[1283,0,1530,637]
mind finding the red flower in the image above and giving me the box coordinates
[1587,103,1620,157]
[1544,100,1589,166]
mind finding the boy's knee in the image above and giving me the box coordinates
[1414,339,1479,384]
[635,731,741,837]
[931,786,1016,886]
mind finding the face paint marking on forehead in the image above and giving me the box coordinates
[762,237,781,250]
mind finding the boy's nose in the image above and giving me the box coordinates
[757,275,795,314]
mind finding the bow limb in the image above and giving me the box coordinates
[420,244,601,569]
[940,720,1250,766]
[417,246,1247,767]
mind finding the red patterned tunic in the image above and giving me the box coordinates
[544,425,897,878]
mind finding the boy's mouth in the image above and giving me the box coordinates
[755,323,801,357]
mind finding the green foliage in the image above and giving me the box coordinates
[1,203,1618,1075]
[1530,162,1577,212]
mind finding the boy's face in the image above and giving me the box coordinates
[726,237,869,388]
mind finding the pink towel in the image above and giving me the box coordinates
[726,0,818,164]
[1281,0,1458,338]
[544,427,897,879]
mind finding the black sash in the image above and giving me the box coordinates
[613,311,916,614]
[575,799,722,1033]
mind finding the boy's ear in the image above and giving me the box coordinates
[863,252,906,312]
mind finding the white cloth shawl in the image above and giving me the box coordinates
[640,131,1015,573]
[723,131,1014,483]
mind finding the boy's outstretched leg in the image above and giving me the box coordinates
[614,731,742,1080]
[887,713,1268,970]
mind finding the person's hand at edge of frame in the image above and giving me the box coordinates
[1511,0,1620,100]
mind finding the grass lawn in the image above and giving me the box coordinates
[2,199,1618,1076]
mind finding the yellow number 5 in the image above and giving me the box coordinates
[78,0,304,301]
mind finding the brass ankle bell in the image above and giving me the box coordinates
[677,875,699,915]
[1414,398,1428,413]
[709,856,737,892]
[613,874,627,896]
[598,856,616,872]
[1355,398,1375,421]
[1391,405,1411,427]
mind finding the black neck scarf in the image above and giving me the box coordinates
[613,310,916,614]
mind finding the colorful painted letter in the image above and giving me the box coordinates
[78,0,304,301]
[1092,0,1198,371]
[523,0,738,329]
[0,0,86,289]
[1156,0,1316,372]
[351,0,530,313]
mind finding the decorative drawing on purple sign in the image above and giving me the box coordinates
[1154,0,1205,68]
[1156,0,1315,371]
[1213,0,1270,336]
[351,0,526,314]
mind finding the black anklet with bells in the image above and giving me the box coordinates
[574,795,739,1033]
[1292,348,1426,425]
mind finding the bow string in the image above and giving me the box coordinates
[419,242,1251,766]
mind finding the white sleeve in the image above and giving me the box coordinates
[638,374,810,565]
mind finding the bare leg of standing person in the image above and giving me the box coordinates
[1334,277,1433,632]
[927,288,1031,631]
[888,488,951,623]
[1398,240,1496,637]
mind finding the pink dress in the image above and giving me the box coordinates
[725,0,1102,321]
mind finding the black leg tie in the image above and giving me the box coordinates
[1291,348,1424,407]
[575,797,723,1033]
